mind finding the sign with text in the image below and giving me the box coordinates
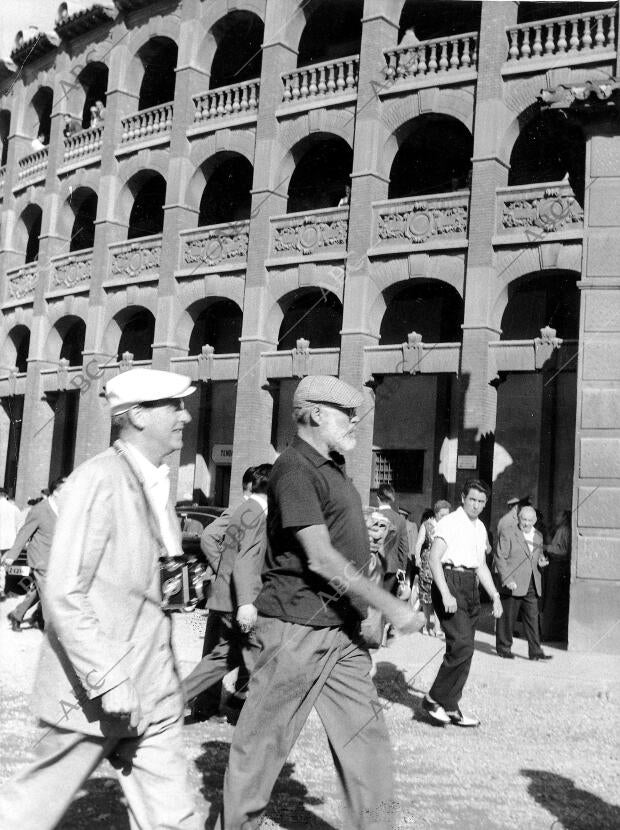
[457,455,478,470]
[212,444,233,465]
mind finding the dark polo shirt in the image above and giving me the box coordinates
[256,435,370,627]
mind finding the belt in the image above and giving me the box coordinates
[443,564,477,572]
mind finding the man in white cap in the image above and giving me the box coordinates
[217,375,424,830]
[0,368,201,830]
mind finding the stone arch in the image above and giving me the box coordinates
[25,85,54,143]
[182,297,244,355]
[296,0,363,66]
[116,166,168,238]
[277,110,355,189]
[398,0,482,42]
[101,290,159,357]
[56,185,98,250]
[194,0,266,75]
[15,203,43,263]
[123,26,180,105]
[287,133,352,212]
[263,285,343,349]
[1,324,31,373]
[43,313,87,366]
[187,137,255,210]
[498,269,580,341]
[379,278,464,345]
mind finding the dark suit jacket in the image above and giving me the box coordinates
[207,497,267,613]
[377,506,410,573]
[5,498,56,576]
[494,525,544,597]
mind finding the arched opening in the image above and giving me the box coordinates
[287,136,353,213]
[509,112,585,197]
[500,270,580,340]
[297,0,363,66]
[8,325,30,374]
[21,204,43,263]
[389,115,473,198]
[76,62,108,129]
[48,315,86,479]
[209,11,264,88]
[30,86,53,145]
[69,189,98,251]
[380,280,464,344]
[277,288,342,350]
[198,155,253,226]
[188,300,243,355]
[116,308,155,361]
[398,0,481,41]
[137,38,178,110]
[57,316,86,366]
[0,110,10,166]
[127,172,166,239]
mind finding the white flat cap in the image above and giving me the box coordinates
[293,375,363,410]
[105,368,195,415]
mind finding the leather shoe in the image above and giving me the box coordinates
[497,650,514,659]
[445,707,480,728]
[8,613,22,632]
[422,695,450,725]
[530,653,552,661]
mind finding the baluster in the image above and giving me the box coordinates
[608,10,616,50]
[439,40,449,71]
[521,26,531,58]
[318,65,327,95]
[232,86,240,113]
[300,69,309,98]
[240,84,249,111]
[428,43,438,73]
[461,37,471,68]
[385,51,396,83]
[282,75,292,101]
[292,72,301,99]
[224,89,233,115]
[397,48,409,78]
[345,59,355,89]
[208,93,217,118]
[166,104,173,130]
[248,83,257,111]
[508,29,519,60]
[594,14,605,48]
[308,66,318,97]
[194,97,202,122]
[557,21,567,52]
[417,45,427,75]
[121,119,129,142]
[217,90,226,116]
[582,16,592,49]
[326,64,336,93]
[336,61,346,91]
[544,23,555,54]
[449,39,460,70]
[149,109,158,135]
[532,25,543,57]
[569,18,579,51]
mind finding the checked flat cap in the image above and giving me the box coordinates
[293,375,364,410]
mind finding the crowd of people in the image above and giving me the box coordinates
[0,367,572,829]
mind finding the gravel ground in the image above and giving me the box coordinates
[1,596,618,830]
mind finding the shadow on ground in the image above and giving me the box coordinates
[371,661,443,726]
[195,740,337,829]
[58,777,130,829]
[522,769,620,830]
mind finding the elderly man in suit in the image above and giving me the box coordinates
[183,463,272,720]
[494,504,551,661]
[0,368,202,830]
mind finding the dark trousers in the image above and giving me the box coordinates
[182,611,259,707]
[496,575,543,657]
[216,617,394,830]
[429,569,480,711]
[12,583,39,623]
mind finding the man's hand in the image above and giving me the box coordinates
[388,602,426,635]
[491,595,503,618]
[538,555,549,568]
[101,679,142,729]
[506,581,517,592]
[236,604,257,632]
[441,592,457,614]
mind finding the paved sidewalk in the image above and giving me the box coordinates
[0,597,618,829]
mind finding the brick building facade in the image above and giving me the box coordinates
[0,0,618,652]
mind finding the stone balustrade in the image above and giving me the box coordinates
[497,182,583,238]
[63,125,103,163]
[6,262,39,301]
[507,7,616,62]
[372,191,469,249]
[0,164,5,194]
[281,55,359,103]
[270,206,349,259]
[193,80,259,123]
[108,234,162,281]
[180,221,250,270]
[384,33,477,84]
[50,249,93,290]
[17,148,48,182]
[120,102,173,144]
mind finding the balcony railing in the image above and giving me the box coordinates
[193,81,259,124]
[108,234,162,281]
[496,182,583,238]
[17,148,48,182]
[6,262,38,302]
[179,221,250,271]
[120,102,173,144]
[372,191,469,249]
[281,56,359,103]
[63,125,103,163]
[384,33,478,85]
[507,7,616,63]
[270,206,349,259]
[0,164,6,194]
[50,249,93,290]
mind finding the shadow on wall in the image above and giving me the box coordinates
[521,769,620,830]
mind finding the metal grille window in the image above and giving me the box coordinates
[371,449,424,493]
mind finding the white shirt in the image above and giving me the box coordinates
[522,527,536,556]
[0,497,23,550]
[123,443,179,558]
[249,493,268,515]
[434,506,488,569]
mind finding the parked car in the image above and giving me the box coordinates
[3,549,33,596]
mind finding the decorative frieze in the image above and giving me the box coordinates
[180,222,249,269]
[6,263,38,301]
[271,207,348,258]
[51,250,93,289]
[109,236,162,281]
[498,183,583,236]
[374,193,468,247]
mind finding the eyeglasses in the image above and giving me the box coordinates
[316,403,357,420]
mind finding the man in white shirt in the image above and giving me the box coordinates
[0,368,202,830]
[424,479,503,727]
